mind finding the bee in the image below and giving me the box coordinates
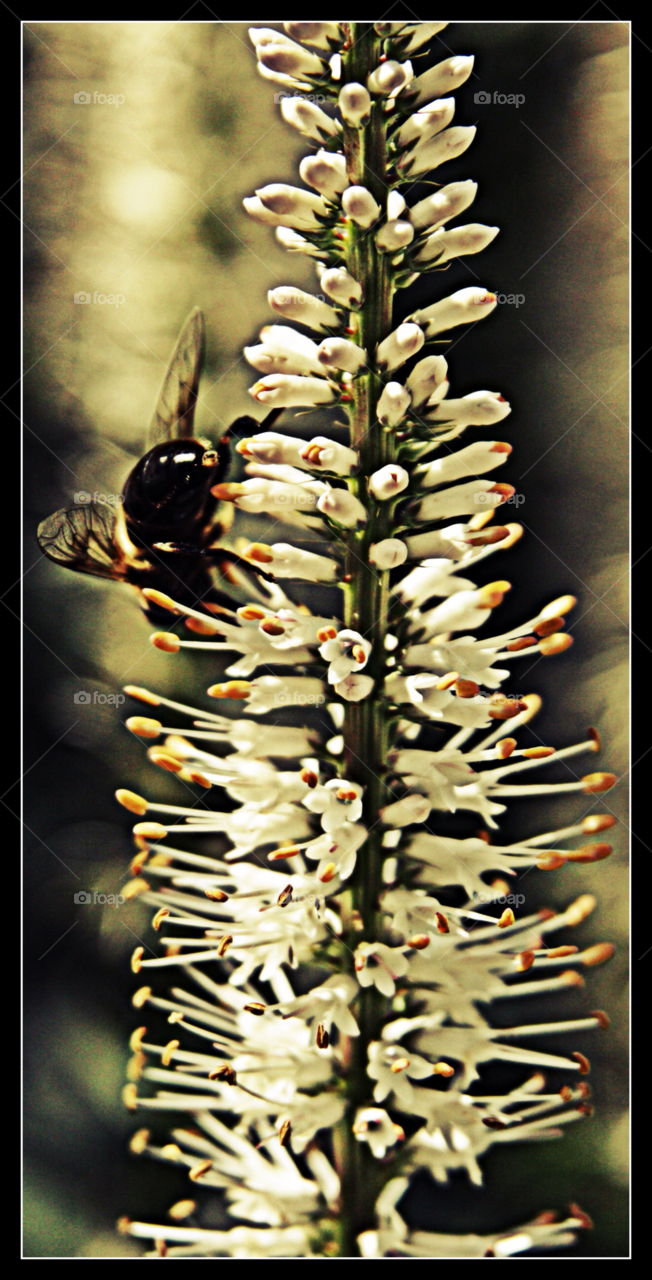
[37,309,281,622]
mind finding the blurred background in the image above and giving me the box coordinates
[23,21,629,1257]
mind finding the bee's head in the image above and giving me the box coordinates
[123,437,230,529]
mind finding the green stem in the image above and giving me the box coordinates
[333,23,399,1257]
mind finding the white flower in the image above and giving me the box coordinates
[254,38,326,81]
[425,389,511,428]
[415,223,499,265]
[317,486,367,527]
[305,821,369,879]
[276,974,360,1037]
[367,60,413,97]
[333,673,375,702]
[317,336,368,373]
[353,1107,405,1159]
[318,265,363,307]
[212,476,326,517]
[376,323,424,372]
[397,23,450,52]
[407,55,475,109]
[395,97,455,149]
[275,226,328,258]
[242,541,340,582]
[406,355,449,409]
[414,478,514,522]
[338,82,371,126]
[397,126,477,178]
[280,96,340,142]
[409,286,498,338]
[376,382,411,426]
[367,1041,435,1106]
[244,324,323,376]
[369,538,408,569]
[268,287,342,332]
[408,180,478,232]
[380,793,432,827]
[376,219,415,253]
[299,437,358,475]
[249,373,338,408]
[369,464,410,501]
[319,628,371,683]
[304,778,364,831]
[300,149,348,199]
[284,22,342,49]
[354,942,410,997]
[418,441,512,487]
[342,185,381,228]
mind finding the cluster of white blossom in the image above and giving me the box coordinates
[120,22,614,1258]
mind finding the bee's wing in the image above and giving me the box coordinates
[146,307,205,449]
[37,502,132,581]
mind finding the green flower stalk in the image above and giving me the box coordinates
[43,20,618,1259]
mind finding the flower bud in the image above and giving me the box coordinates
[410,286,497,338]
[338,83,372,126]
[397,126,477,178]
[367,60,413,96]
[317,337,368,373]
[376,323,424,372]
[377,382,411,426]
[369,465,410,501]
[300,150,348,200]
[407,55,475,109]
[369,539,408,569]
[280,96,340,142]
[395,97,455,148]
[318,487,367,527]
[415,223,499,265]
[376,220,415,253]
[342,185,381,228]
[256,40,326,79]
[283,22,342,50]
[268,287,342,333]
[408,180,478,232]
[406,355,449,409]
[249,373,338,408]
[319,266,363,307]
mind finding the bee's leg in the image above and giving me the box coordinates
[204,547,276,585]
[225,407,284,439]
